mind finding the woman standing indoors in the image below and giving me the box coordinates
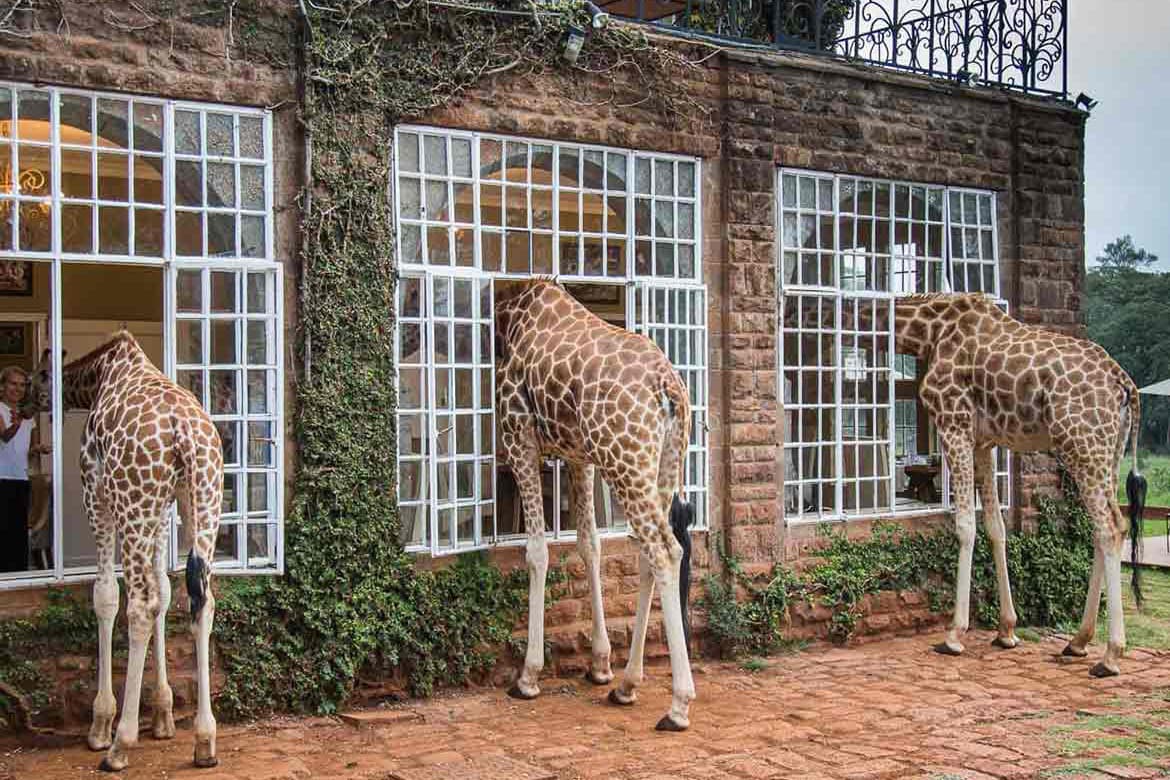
[0,366,49,572]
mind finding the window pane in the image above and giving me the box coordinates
[133,102,164,152]
[176,109,201,154]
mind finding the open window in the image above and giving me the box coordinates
[0,83,283,587]
[779,169,1006,522]
[393,127,706,554]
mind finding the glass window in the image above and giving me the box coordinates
[0,83,282,587]
[394,126,706,554]
[779,169,1008,522]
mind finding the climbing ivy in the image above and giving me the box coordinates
[700,493,1098,656]
[0,590,102,730]
[211,0,709,719]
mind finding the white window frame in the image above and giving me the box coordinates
[778,167,1009,525]
[393,125,707,555]
[0,83,283,589]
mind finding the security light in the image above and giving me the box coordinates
[584,0,609,29]
[562,25,586,64]
[1075,92,1099,112]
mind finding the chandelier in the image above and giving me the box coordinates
[0,155,51,244]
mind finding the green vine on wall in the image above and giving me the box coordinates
[700,494,1098,657]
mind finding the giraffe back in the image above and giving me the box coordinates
[904,294,1138,456]
[45,333,223,527]
[495,281,689,477]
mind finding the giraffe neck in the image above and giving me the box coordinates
[893,294,1011,361]
[62,359,104,410]
[893,311,941,360]
[60,335,145,410]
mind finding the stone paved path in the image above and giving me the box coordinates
[3,631,1169,780]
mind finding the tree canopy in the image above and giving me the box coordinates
[1085,236,1170,451]
[1096,234,1159,270]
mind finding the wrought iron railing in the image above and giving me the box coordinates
[599,0,1068,99]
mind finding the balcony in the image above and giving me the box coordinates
[597,0,1068,99]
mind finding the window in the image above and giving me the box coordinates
[394,126,706,554]
[0,83,283,587]
[779,169,1008,522]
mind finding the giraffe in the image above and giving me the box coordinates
[29,331,223,771]
[892,293,1146,676]
[494,278,697,731]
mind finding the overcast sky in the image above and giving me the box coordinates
[1070,1,1170,271]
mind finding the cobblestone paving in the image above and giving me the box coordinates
[4,631,1169,779]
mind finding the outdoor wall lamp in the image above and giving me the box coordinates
[562,24,587,64]
[953,68,978,87]
[1075,92,1099,112]
[584,0,609,28]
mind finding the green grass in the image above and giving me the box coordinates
[1042,710,1170,777]
[1104,566,1170,651]
[1081,566,1170,652]
[1118,451,1170,511]
[739,657,768,673]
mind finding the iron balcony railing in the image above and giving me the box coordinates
[598,0,1068,99]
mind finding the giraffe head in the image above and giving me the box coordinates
[27,348,62,414]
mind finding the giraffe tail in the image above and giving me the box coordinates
[670,494,695,648]
[1125,384,1145,608]
[176,419,211,618]
[186,548,210,618]
[662,371,695,646]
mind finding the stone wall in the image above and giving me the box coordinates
[0,1,1086,726]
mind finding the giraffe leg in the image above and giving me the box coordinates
[151,527,175,740]
[192,582,218,766]
[184,473,220,769]
[608,549,652,706]
[88,556,118,752]
[100,537,159,772]
[937,428,976,656]
[84,458,118,753]
[609,478,694,730]
[508,453,549,700]
[653,533,695,731]
[1063,545,1104,657]
[1063,463,1127,676]
[571,464,613,686]
[976,447,1018,649]
[1093,541,1126,677]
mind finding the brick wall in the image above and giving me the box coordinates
[0,3,1086,722]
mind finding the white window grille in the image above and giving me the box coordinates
[779,168,1008,523]
[393,126,706,554]
[0,83,283,588]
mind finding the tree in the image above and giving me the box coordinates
[1085,236,1170,451]
[1096,234,1159,270]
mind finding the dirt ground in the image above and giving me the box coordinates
[3,630,1169,780]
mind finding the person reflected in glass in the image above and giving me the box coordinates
[0,366,50,572]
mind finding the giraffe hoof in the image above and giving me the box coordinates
[98,756,126,773]
[607,688,636,706]
[933,641,964,656]
[655,714,689,732]
[194,755,220,769]
[1089,662,1119,678]
[506,684,539,700]
[585,669,614,686]
[991,635,1020,650]
[1062,643,1089,658]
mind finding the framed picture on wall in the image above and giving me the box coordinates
[0,261,32,296]
[573,284,622,306]
[0,324,27,358]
